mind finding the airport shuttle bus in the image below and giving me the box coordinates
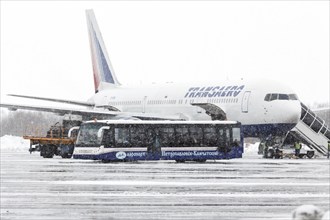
[73,120,243,162]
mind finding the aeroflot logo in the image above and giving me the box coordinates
[116,151,126,159]
[184,85,245,98]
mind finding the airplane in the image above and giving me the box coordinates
[0,9,302,139]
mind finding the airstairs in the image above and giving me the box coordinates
[285,103,329,156]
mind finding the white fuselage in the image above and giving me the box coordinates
[89,79,301,138]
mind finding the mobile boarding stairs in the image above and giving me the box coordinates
[285,103,330,156]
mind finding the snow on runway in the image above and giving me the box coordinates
[0,138,329,220]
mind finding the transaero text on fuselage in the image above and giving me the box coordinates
[184,85,245,98]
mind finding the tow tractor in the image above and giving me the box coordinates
[258,135,315,159]
[24,119,81,158]
[264,144,315,159]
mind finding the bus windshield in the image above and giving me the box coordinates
[76,123,106,147]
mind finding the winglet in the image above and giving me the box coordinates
[86,9,121,93]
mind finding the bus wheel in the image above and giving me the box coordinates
[194,159,207,163]
[61,153,72,159]
[175,160,185,163]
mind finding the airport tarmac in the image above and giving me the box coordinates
[1,149,329,220]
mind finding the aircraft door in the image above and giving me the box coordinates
[241,91,251,113]
[142,96,147,113]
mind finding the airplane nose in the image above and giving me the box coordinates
[284,101,301,124]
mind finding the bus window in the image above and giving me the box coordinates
[175,126,189,146]
[102,129,114,148]
[223,128,231,149]
[189,125,203,147]
[130,125,147,147]
[203,126,217,146]
[232,127,241,147]
[218,129,225,146]
[115,127,130,147]
[159,127,175,147]
[76,123,104,147]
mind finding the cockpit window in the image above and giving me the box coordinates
[270,94,278,101]
[288,94,298,100]
[278,94,289,100]
[264,94,271,101]
[264,93,298,102]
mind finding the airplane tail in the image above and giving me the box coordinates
[86,9,121,93]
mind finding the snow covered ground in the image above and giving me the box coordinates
[1,136,329,220]
[0,135,30,152]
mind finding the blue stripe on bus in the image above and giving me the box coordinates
[73,147,243,161]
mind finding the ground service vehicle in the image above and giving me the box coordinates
[25,120,81,158]
[260,142,315,159]
[73,120,243,162]
[265,145,315,159]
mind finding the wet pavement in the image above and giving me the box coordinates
[1,151,329,219]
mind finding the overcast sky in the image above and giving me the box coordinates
[1,1,329,107]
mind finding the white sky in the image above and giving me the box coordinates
[1,1,329,107]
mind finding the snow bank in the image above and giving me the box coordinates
[244,142,260,155]
[0,135,30,152]
[322,211,329,220]
[292,205,324,220]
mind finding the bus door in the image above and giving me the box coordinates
[146,129,161,160]
[217,127,230,154]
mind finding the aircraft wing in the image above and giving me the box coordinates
[7,94,94,107]
[191,103,227,120]
[0,103,184,121]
